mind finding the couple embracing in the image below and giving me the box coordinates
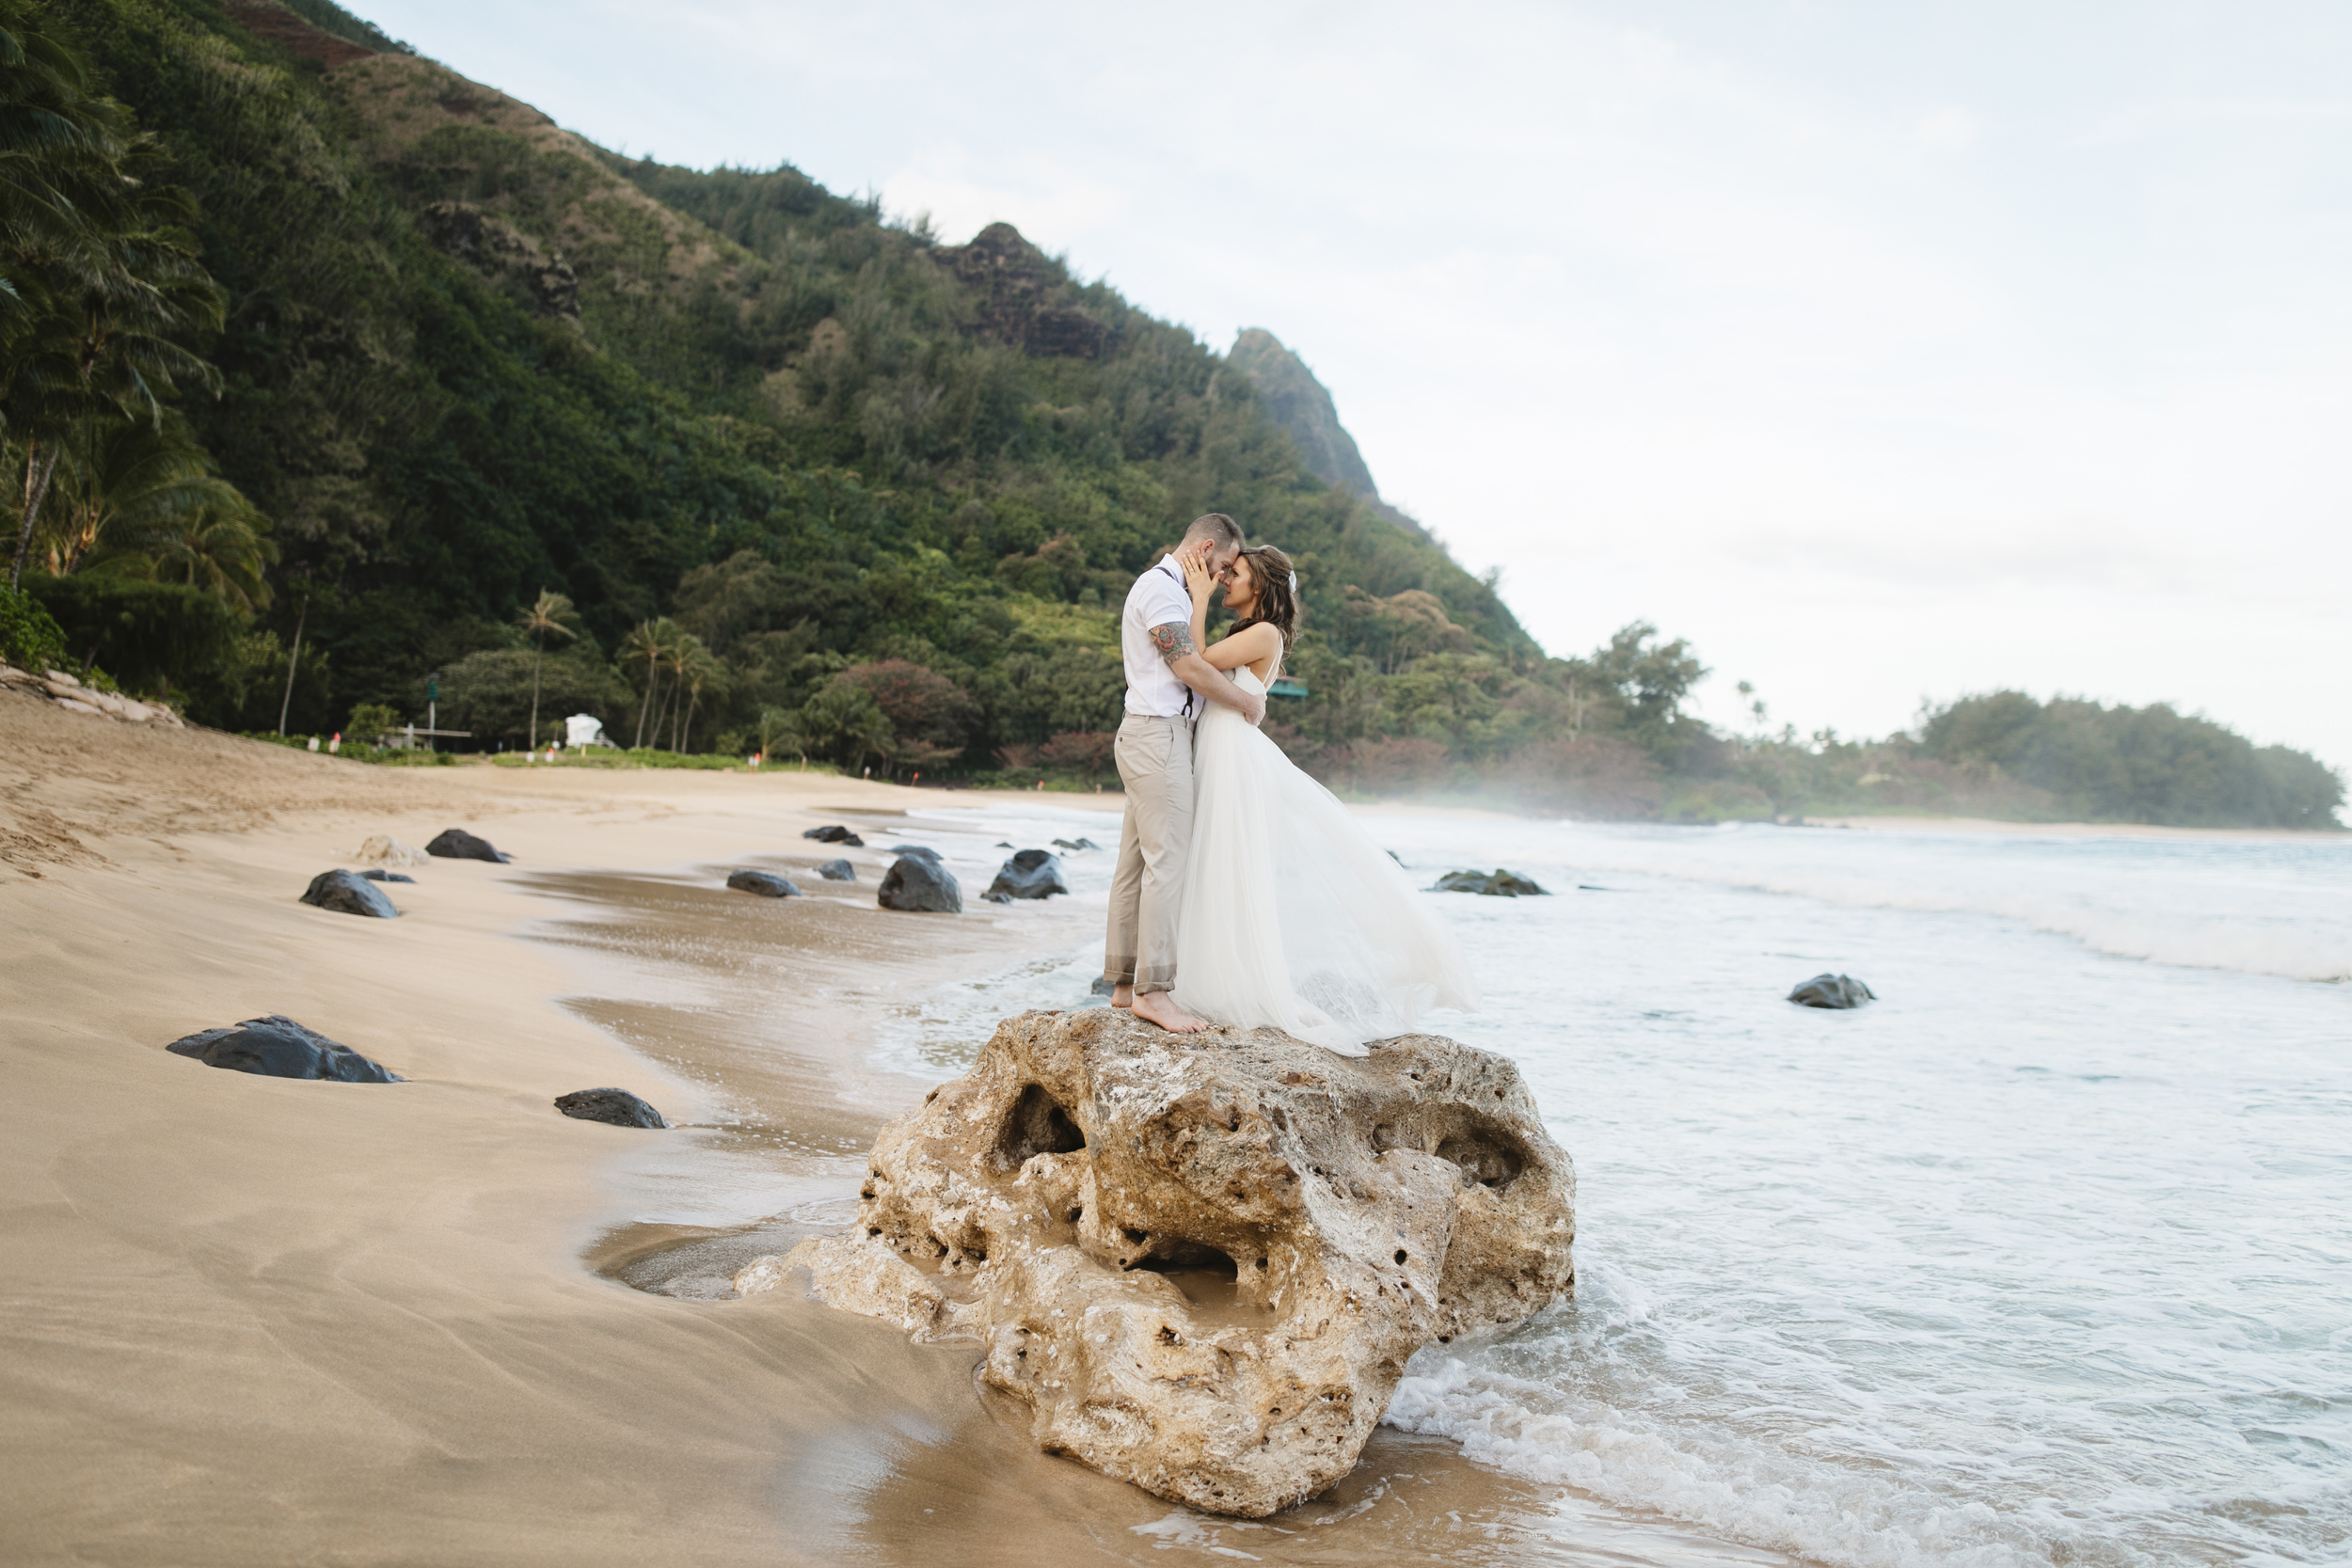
[1102,513,1478,1055]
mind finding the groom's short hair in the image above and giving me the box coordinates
[1182,513,1245,550]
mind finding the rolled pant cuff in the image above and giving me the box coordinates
[1131,964,1177,993]
[1103,956,1136,987]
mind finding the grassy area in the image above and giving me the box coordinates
[487,748,844,773]
[242,733,456,766]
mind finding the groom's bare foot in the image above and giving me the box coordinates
[1131,990,1206,1034]
[1111,983,1134,1010]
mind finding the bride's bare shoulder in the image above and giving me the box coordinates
[1204,621,1281,672]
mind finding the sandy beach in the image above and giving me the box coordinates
[2,695,1721,1568]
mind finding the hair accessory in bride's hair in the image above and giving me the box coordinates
[1289,571,1299,593]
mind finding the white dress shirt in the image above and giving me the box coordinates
[1121,556,1199,718]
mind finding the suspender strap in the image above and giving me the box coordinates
[1157,561,1196,719]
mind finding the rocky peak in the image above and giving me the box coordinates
[935,222,1112,359]
[1228,328,1431,542]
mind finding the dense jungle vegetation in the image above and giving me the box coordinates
[2,0,2340,830]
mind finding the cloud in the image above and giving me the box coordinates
[1915,108,1979,149]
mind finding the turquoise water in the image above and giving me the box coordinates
[880,810,2352,1567]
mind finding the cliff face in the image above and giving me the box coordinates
[1227,329,1430,542]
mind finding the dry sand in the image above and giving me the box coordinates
[1,695,1747,1568]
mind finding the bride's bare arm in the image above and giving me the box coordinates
[1201,622,1280,674]
[1149,623,1265,724]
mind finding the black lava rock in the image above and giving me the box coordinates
[986,848,1069,901]
[1090,975,1117,996]
[358,869,415,883]
[816,859,856,881]
[1052,836,1100,852]
[1788,974,1876,1009]
[1432,868,1549,897]
[299,868,400,919]
[802,825,864,846]
[879,853,961,913]
[886,844,942,863]
[426,828,512,863]
[166,1015,403,1083]
[726,869,802,898]
[554,1087,669,1129]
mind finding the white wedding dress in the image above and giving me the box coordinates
[1171,669,1479,1055]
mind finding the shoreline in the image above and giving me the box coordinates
[1,697,1708,1566]
[1788,812,2339,840]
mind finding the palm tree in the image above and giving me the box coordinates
[755,704,803,765]
[515,588,576,751]
[6,167,224,587]
[621,619,668,750]
[660,630,718,751]
[673,635,723,753]
[798,680,894,773]
[0,7,132,268]
[40,409,255,576]
[3,7,225,588]
[129,502,276,611]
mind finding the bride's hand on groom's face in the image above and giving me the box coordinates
[1178,542,1217,600]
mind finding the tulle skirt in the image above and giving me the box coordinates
[1171,684,1479,1055]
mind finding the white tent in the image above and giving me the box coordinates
[564,714,612,749]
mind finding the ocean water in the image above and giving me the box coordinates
[877,806,2352,1568]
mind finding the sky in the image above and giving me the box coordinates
[355,0,2352,771]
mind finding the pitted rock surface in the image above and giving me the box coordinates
[775,1007,1574,1517]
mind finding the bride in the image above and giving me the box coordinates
[1166,541,1479,1055]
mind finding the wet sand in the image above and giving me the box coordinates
[0,695,1779,1566]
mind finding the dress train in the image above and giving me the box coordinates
[1171,670,1478,1054]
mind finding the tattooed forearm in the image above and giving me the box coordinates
[1149,621,1197,664]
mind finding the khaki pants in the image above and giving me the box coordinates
[1104,712,1194,993]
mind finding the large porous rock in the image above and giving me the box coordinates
[776,1008,1574,1517]
[166,1016,403,1083]
[554,1087,669,1128]
[726,868,802,898]
[879,853,961,913]
[426,827,513,863]
[299,868,400,918]
[1431,868,1549,897]
[986,848,1070,902]
[1788,973,1875,1008]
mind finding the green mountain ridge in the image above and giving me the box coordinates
[4,0,2342,831]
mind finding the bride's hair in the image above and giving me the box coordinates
[1232,545,1301,650]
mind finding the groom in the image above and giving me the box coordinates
[1104,512,1265,1033]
